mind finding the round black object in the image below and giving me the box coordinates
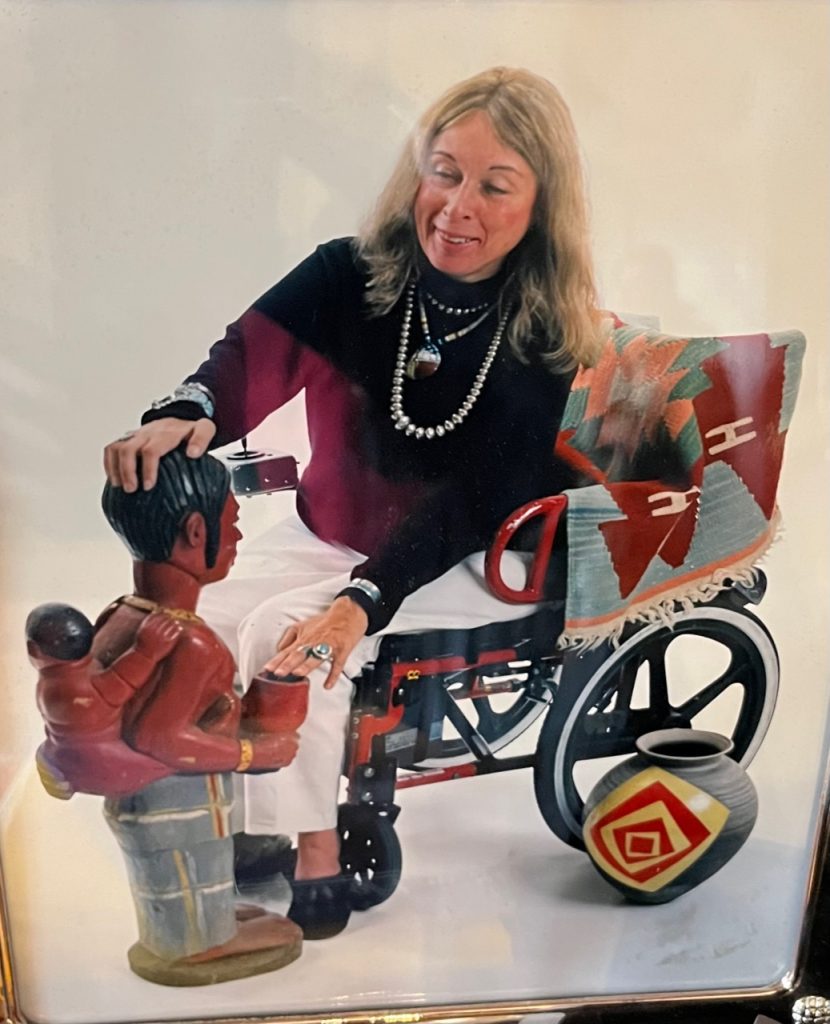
[338,804,402,910]
[25,603,94,661]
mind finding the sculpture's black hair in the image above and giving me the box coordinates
[101,448,230,568]
[26,603,94,661]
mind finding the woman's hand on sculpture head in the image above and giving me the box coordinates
[263,597,369,690]
[103,417,217,492]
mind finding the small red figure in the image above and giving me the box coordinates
[28,606,182,798]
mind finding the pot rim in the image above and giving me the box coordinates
[636,728,735,765]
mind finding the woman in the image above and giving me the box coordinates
[104,66,605,939]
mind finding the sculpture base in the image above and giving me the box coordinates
[127,924,302,986]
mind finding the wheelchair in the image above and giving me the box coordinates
[229,323,802,914]
[331,322,803,911]
[335,500,779,911]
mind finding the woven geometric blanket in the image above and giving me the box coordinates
[555,325,806,648]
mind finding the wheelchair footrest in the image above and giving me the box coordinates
[396,753,536,790]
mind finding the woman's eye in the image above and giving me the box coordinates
[484,182,508,196]
[431,167,456,181]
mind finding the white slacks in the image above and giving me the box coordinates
[197,514,537,835]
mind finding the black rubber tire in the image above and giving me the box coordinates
[534,605,779,849]
[338,804,402,910]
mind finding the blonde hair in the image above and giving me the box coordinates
[357,67,604,369]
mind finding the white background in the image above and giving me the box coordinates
[0,1,828,1020]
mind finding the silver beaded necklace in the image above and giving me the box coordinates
[390,281,510,440]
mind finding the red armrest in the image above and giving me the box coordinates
[484,495,568,603]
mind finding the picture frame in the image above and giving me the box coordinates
[1,2,828,1023]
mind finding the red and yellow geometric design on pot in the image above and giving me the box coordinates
[583,767,729,894]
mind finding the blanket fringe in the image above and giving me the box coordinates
[557,510,782,652]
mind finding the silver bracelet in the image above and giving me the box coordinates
[151,382,215,419]
[349,578,382,604]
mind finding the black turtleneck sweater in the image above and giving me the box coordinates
[142,237,576,631]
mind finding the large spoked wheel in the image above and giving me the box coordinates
[534,605,779,849]
[414,661,559,769]
[338,804,402,910]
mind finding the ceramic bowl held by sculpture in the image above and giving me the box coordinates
[582,728,758,904]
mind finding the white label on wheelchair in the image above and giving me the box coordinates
[386,728,419,753]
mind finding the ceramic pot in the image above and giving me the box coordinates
[581,728,758,904]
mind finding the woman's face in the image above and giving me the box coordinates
[414,110,537,283]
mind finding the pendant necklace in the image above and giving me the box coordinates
[405,289,496,380]
[391,281,510,440]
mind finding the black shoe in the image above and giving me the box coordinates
[287,874,353,940]
[233,832,297,885]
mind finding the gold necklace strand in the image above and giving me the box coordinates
[391,281,510,439]
[117,594,204,622]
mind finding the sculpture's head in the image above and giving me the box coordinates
[25,603,95,668]
[102,449,240,583]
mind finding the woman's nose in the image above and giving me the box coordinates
[443,181,476,218]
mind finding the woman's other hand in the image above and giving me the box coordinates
[103,417,217,492]
[263,597,369,690]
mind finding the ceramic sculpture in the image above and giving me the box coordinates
[27,450,305,985]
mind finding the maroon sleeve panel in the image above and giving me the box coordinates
[187,309,313,447]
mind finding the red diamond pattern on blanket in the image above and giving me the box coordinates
[599,481,701,598]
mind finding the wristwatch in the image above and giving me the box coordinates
[150,382,215,419]
[348,578,382,604]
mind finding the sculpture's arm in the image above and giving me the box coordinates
[127,631,295,773]
[91,612,183,708]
